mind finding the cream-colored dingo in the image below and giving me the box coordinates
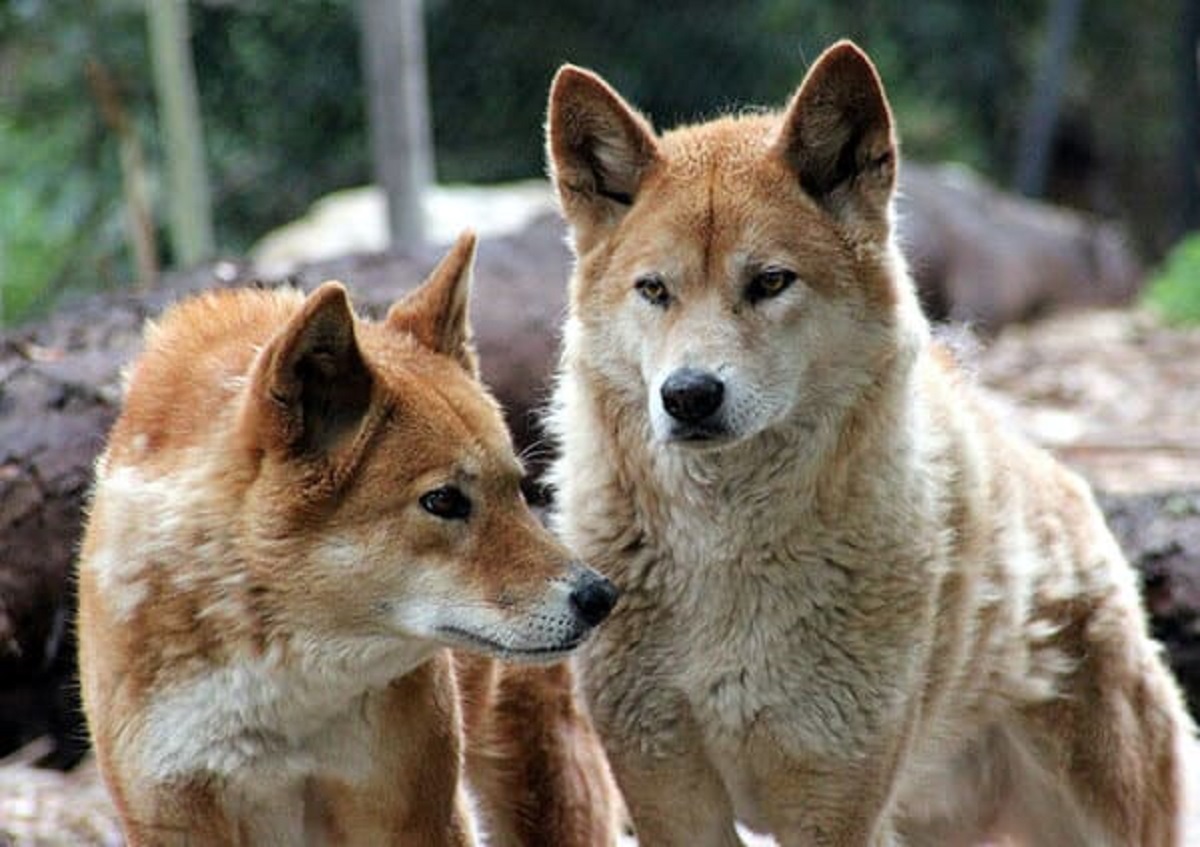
[546,41,1192,846]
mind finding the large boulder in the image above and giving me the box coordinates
[899,163,1141,326]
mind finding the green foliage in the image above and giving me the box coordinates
[425,0,805,181]
[190,0,367,252]
[1144,234,1200,325]
[0,0,1191,324]
[421,0,1035,180]
[0,112,99,321]
[0,0,149,323]
[0,0,368,323]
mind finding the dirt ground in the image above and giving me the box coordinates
[976,308,1200,495]
[2,306,1197,845]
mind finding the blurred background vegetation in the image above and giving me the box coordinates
[1,0,1196,323]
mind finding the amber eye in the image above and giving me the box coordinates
[634,275,671,308]
[420,486,472,520]
[745,268,797,304]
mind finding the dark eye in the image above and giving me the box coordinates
[745,268,797,304]
[419,486,472,520]
[634,275,670,308]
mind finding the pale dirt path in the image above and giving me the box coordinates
[977,308,1200,495]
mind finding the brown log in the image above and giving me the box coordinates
[1098,491,1200,713]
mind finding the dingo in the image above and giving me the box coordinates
[78,234,620,846]
[545,41,1191,846]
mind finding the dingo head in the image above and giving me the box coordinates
[237,233,617,661]
[547,41,924,450]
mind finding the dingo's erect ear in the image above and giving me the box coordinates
[774,40,896,231]
[387,230,478,376]
[250,281,373,456]
[546,65,660,249]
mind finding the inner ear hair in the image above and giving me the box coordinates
[800,118,893,202]
[263,282,375,457]
[775,40,897,214]
[548,65,660,209]
[593,173,633,206]
[292,341,373,457]
[572,121,648,204]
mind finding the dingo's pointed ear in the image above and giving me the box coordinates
[547,65,660,248]
[774,40,896,230]
[386,231,478,376]
[250,281,373,456]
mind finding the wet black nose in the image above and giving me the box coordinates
[570,572,619,628]
[660,368,724,424]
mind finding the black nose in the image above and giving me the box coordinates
[660,368,724,424]
[569,572,619,628]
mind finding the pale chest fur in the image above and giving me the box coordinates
[561,428,942,762]
[133,639,434,788]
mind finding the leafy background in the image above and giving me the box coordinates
[0,0,1193,322]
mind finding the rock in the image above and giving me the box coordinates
[899,162,1142,327]
[248,180,558,277]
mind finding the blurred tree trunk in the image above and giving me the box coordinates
[1013,0,1084,198]
[1176,0,1200,237]
[360,0,433,247]
[85,59,158,292]
[146,0,214,267]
